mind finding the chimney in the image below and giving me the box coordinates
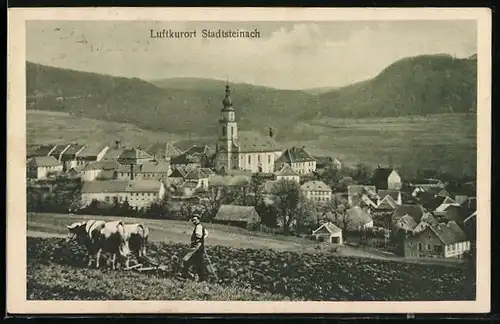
[302,145,306,149]
[377,164,381,168]
[115,140,121,149]
[130,164,134,180]
[269,127,274,139]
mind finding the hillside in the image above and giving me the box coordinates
[26,54,476,138]
[318,54,477,118]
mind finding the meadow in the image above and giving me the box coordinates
[27,110,476,177]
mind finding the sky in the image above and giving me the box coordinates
[26,20,477,90]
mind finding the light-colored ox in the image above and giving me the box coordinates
[66,219,131,269]
[123,223,149,260]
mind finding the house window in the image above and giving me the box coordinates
[258,155,261,162]
[222,126,226,136]
[418,243,423,251]
[268,155,271,164]
[248,155,251,164]
[427,244,431,250]
[434,245,442,253]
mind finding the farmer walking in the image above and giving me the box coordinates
[180,214,210,282]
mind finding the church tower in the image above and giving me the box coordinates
[215,83,238,173]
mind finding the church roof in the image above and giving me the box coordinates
[236,131,280,153]
[276,146,316,164]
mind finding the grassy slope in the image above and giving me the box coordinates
[27,212,316,251]
[27,110,477,176]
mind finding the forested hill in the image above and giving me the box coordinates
[26,53,476,137]
[317,54,477,118]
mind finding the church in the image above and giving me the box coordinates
[214,84,284,174]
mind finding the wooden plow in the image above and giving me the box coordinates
[123,255,173,273]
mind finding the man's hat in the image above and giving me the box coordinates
[191,214,201,221]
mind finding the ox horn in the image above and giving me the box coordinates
[66,222,82,229]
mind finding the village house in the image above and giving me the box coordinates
[391,204,429,228]
[116,160,171,181]
[312,222,343,244]
[184,168,210,189]
[394,215,418,234]
[214,205,261,228]
[165,167,189,187]
[274,146,317,175]
[377,189,402,205]
[60,143,87,171]
[48,143,72,161]
[403,221,471,259]
[276,164,300,183]
[179,181,198,197]
[371,167,402,190]
[81,160,122,182]
[300,180,332,202]
[81,179,165,209]
[347,185,378,207]
[171,145,215,170]
[118,147,154,166]
[27,156,64,179]
[341,206,374,231]
[314,156,342,170]
[422,195,457,218]
[76,144,109,165]
[412,214,439,234]
[213,84,283,174]
[144,142,182,161]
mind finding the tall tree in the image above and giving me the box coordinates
[269,179,302,232]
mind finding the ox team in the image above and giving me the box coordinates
[65,215,211,282]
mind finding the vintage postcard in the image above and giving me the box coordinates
[7,7,491,315]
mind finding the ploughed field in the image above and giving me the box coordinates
[27,237,475,301]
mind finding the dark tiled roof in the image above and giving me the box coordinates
[116,161,170,174]
[27,156,62,167]
[236,131,280,153]
[31,144,57,157]
[301,180,331,192]
[185,168,209,180]
[392,204,426,222]
[81,179,162,193]
[344,206,373,228]
[396,215,418,231]
[422,196,454,211]
[376,195,397,210]
[61,144,86,159]
[429,221,468,245]
[49,144,70,157]
[145,142,182,159]
[215,205,260,222]
[378,190,400,201]
[101,148,125,160]
[277,164,300,176]
[118,148,153,163]
[170,145,213,165]
[78,144,109,158]
[275,147,316,164]
[82,160,121,171]
[81,180,129,193]
[347,185,377,198]
[372,168,396,184]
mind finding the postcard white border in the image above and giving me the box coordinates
[7,7,491,315]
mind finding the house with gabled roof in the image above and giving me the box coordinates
[341,206,374,231]
[184,168,210,189]
[392,204,428,226]
[27,144,57,159]
[276,164,300,183]
[60,143,87,171]
[412,213,439,234]
[404,221,471,259]
[301,180,332,202]
[394,215,418,233]
[275,146,316,175]
[81,160,122,182]
[312,222,343,244]
[378,189,402,205]
[347,185,378,207]
[76,144,109,164]
[371,166,402,190]
[214,205,260,228]
[144,142,182,161]
[48,143,72,162]
[27,156,64,179]
[171,145,214,169]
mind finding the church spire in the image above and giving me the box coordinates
[222,82,234,111]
